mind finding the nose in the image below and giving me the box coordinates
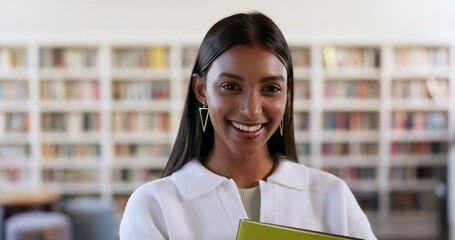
[239,90,262,119]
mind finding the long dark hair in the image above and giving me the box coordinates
[162,12,297,177]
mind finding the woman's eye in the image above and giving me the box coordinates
[221,83,240,90]
[263,85,281,92]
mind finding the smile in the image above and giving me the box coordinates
[231,122,263,132]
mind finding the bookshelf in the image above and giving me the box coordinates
[0,42,452,239]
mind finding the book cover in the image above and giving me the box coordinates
[236,219,363,240]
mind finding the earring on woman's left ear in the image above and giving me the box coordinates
[279,121,283,136]
[199,101,210,132]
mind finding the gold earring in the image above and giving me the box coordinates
[279,121,283,136]
[199,101,210,132]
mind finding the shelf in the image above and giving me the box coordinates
[320,155,377,167]
[0,159,29,168]
[0,182,32,192]
[41,159,100,169]
[112,133,173,143]
[0,133,30,143]
[391,67,450,78]
[389,179,438,191]
[389,154,447,166]
[41,101,100,112]
[0,42,452,240]
[391,99,449,111]
[112,157,168,169]
[112,100,171,112]
[391,130,449,141]
[293,67,310,79]
[323,99,380,111]
[344,179,378,191]
[294,131,310,142]
[113,182,146,193]
[41,132,101,143]
[43,183,101,194]
[0,69,28,79]
[0,102,29,111]
[323,68,380,79]
[370,210,438,239]
[293,100,310,111]
[111,69,170,79]
[40,68,99,79]
[321,130,379,142]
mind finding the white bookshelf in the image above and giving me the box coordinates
[0,41,453,239]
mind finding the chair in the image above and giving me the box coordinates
[62,197,115,240]
[5,211,72,240]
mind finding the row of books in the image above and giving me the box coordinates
[182,47,198,67]
[0,169,23,182]
[41,80,100,100]
[42,144,101,158]
[0,113,28,133]
[294,81,310,99]
[323,167,376,179]
[323,112,378,130]
[324,80,379,99]
[114,195,129,216]
[323,46,380,70]
[112,112,169,132]
[353,191,379,211]
[390,191,437,211]
[0,81,28,100]
[42,169,99,183]
[294,112,309,130]
[42,113,100,132]
[112,47,168,69]
[322,142,378,155]
[353,191,379,212]
[0,48,27,70]
[112,168,162,182]
[40,48,98,68]
[112,80,169,100]
[390,166,442,180]
[391,78,449,99]
[391,142,447,155]
[392,111,447,130]
[393,47,449,68]
[290,48,311,68]
[0,144,29,158]
[114,143,170,157]
[296,143,310,156]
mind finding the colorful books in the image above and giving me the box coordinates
[237,219,363,240]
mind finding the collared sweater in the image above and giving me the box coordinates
[119,159,377,240]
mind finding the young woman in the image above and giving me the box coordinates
[119,12,377,240]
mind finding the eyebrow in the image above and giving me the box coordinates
[217,72,286,82]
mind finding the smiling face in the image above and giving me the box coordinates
[193,44,288,160]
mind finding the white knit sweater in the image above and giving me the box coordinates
[119,158,377,240]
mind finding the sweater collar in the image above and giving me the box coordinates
[265,157,309,191]
[172,158,309,201]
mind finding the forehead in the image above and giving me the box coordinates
[209,44,286,76]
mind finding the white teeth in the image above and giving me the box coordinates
[232,122,262,132]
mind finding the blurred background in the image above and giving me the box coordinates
[0,0,454,239]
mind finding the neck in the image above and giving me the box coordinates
[204,147,276,189]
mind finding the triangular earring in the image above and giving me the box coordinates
[279,121,283,136]
[199,102,210,132]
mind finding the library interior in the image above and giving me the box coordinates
[0,1,454,239]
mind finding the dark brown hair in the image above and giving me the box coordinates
[162,12,297,177]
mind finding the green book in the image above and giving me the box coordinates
[236,219,363,240]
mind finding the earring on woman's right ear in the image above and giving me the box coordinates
[199,101,210,132]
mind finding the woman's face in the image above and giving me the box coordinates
[194,44,288,157]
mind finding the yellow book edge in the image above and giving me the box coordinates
[236,219,364,240]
